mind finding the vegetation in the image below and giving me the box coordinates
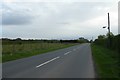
[91,44,119,78]
[91,33,120,78]
[2,38,89,62]
[94,33,120,51]
[2,42,76,62]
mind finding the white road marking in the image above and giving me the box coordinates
[64,52,70,55]
[64,51,72,55]
[73,49,76,51]
[36,56,60,68]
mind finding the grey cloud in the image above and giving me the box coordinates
[35,2,111,25]
[2,3,33,25]
[118,1,120,34]
[2,3,11,10]
[2,2,117,40]
[2,12,33,25]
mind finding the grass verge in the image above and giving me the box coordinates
[91,44,119,78]
[3,43,78,63]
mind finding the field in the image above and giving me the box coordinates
[2,42,77,62]
[91,44,119,78]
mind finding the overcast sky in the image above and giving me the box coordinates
[1,0,119,40]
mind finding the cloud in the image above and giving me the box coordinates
[2,1,118,40]
[118,1,120,34]
[2,12,33,25]
[2,2,34,25]
[3,0,120,3]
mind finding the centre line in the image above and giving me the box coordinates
[36,56,60,68]
[64,51,71,55]
[73,49,76,51]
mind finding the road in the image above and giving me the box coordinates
[2,43,95,78]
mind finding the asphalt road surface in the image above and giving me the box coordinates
[2,43,95,78]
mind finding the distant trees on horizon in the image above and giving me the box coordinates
[1,37,89,44]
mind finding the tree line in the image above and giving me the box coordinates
[94,33,120,52]
[2,37,89,45]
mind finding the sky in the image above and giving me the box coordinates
[1,0,119,40]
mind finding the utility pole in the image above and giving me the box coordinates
[108,13,111,48]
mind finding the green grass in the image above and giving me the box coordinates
[91,44,119,78]
[2,43,78,62]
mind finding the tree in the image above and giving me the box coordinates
[98,35,106,40]
[106,32,114,38]
[78,37,89,43]
[15,38,22,45]
[15,38,22,41]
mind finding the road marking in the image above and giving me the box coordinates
[36,56,60,68]
[64,51,72,55]
[73,49,76,51]
[64,52,70,55]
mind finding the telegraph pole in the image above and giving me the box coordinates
[108,13,111,48]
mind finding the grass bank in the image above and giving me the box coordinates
[91,44,119,78]
[3,43,78,62]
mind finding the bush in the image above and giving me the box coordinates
[94,34,120,52]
